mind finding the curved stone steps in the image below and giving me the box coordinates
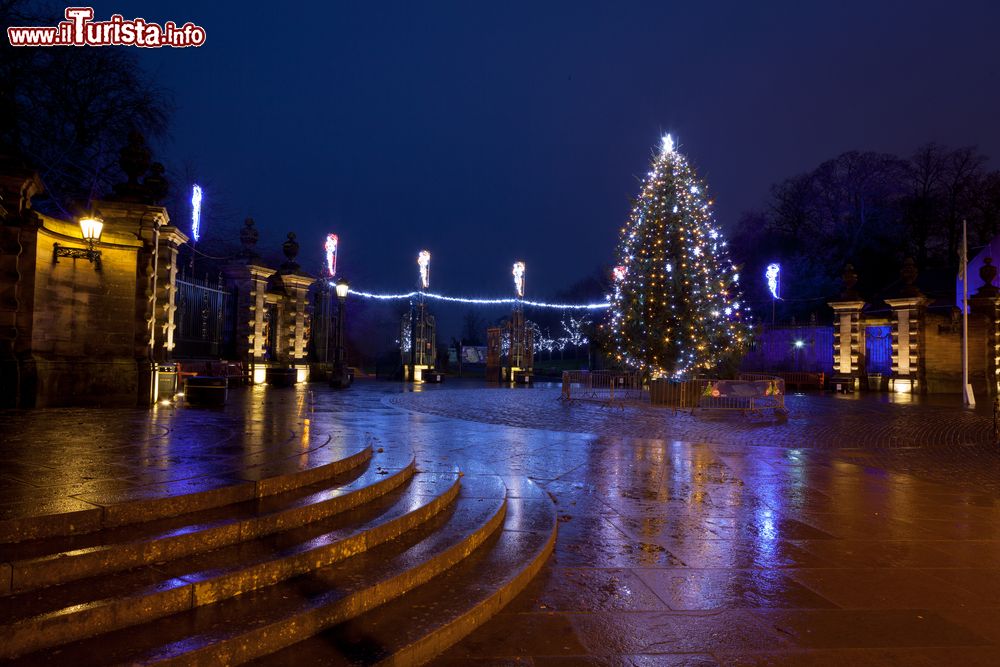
[251,479,558,666]
[0,443,377,563]
[4,475,510,666]
[0,469,459,660]
[2,448,414,594]
[0,442,375,543]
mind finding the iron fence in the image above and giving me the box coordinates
[175,276,236,359]
[560,370,645,407]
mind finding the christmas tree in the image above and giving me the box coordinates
[609,135,748,377]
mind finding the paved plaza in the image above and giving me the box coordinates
[3,381,1000,664]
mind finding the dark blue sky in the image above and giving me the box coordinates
[101,1,1000,304]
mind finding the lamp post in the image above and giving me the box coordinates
[330,277,351,388]
[54,214,104,267]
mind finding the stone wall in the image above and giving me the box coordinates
[922,310,967,394]
[20,214,146,406]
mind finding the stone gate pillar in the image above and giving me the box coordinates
[884,259,929,394]
[970,257,1000,398]
[828,264,865,391]
[272,232,314,382]
[95,199,168,406]
[154,226,188,362]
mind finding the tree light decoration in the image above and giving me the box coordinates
[513,261,526,298]
[418,250,431,290]
[765,263,780,299]
[609,134,748,377]
[190,184,202,242]
[661,134,675,154]
[325,234,338,277]
[613,266,627,282]
[342,286,608,310]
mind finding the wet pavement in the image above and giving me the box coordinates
[4,380,1000,664]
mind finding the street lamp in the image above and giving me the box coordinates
[330,277,351,388]
[54,214,104,267]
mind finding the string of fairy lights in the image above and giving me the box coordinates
[185,134,780,376]
[609,134,749,376]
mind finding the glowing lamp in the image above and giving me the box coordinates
[79,215,103,242]
[54,213,103,266]
[513,261,525,298]
[335,277,349,300]
[794,340,805,349]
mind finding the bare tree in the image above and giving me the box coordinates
[1,0,172,211]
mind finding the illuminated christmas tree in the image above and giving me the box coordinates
[609,135,748,377]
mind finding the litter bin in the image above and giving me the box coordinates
[867,373,883,391]
[157,363,178,400]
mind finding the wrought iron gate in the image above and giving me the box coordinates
[865,325,893,375]
[174,276,236,359]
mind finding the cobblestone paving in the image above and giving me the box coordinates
[387,385,996,450]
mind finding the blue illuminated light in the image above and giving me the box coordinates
[765,263,780,299]
[191,185,202,242]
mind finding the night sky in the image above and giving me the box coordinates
[100,1,1000,327]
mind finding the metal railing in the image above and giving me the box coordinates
[560,370,645,407]
[689,373,788,419]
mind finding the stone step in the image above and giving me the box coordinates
[0,469,460,660]
[5,474,509,666]
[251,478,558,666]
[0,442,375,543]
[2,448,414,594]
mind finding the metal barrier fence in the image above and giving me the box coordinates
[690,373,787,419]
[560,370,645,407]
[649,379,703,411]
[560,371,788,419]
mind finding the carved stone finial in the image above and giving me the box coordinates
[280,232,300,273]
[119,131,151,186]
[840,264,859,300]
[975,257,999,298]
[112,132,168,204]
[239,217,258,258]
[898,257,922,298]
[143,162,168,203]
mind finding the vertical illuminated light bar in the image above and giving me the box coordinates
[418,250,431,290]
[411,250,431,381]
[191,185,202,242]
[765,263,780,326]
[513,261,525,299]
[325,233,338,277]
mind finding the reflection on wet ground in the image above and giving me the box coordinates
[4,380,1000,663]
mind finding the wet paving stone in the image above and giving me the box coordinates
[506,567,669,613]
[6,381,1000,663]
[635,569,838,610]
